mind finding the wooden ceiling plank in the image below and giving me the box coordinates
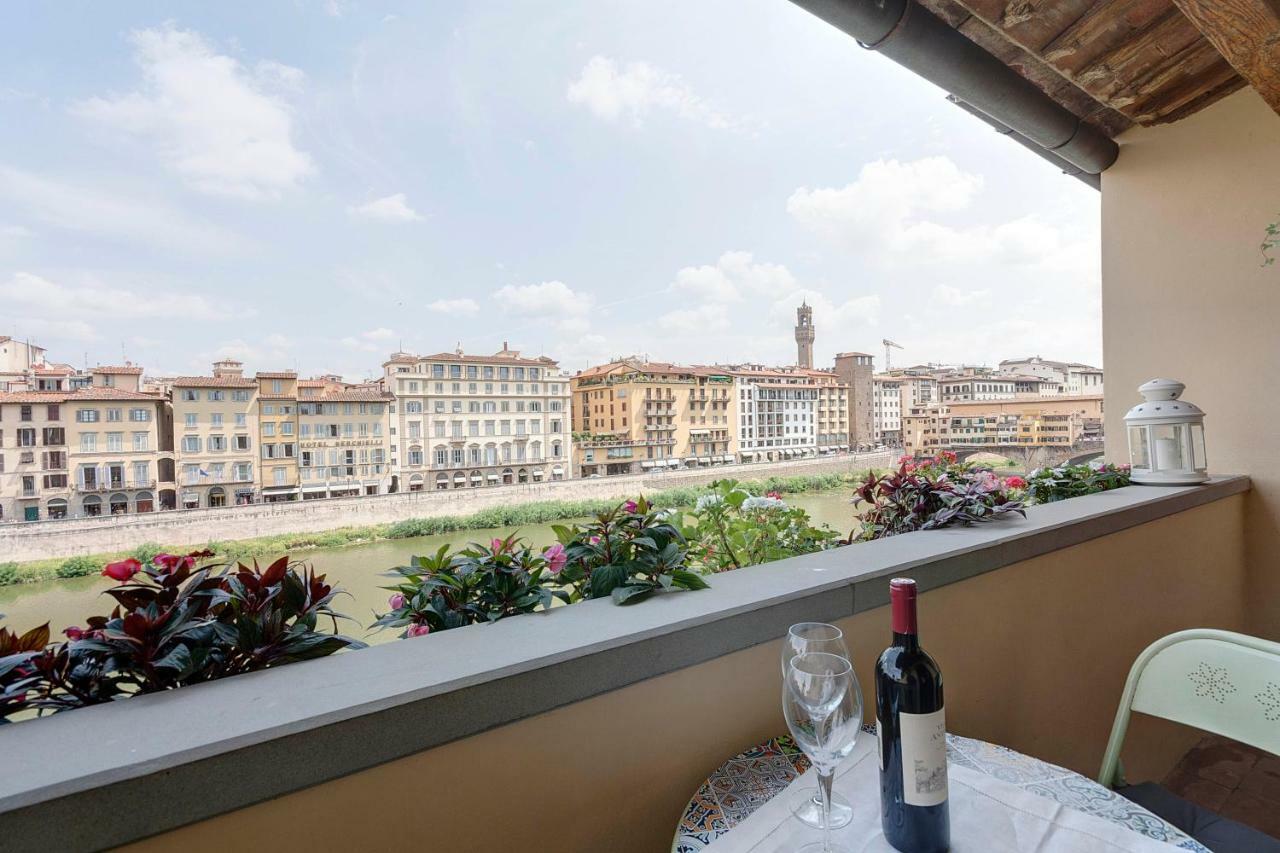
[952,0,1099,52]
[1171,0,1280,115]
[914,0,975,28]
[1149,75,1249,124]
[1131,55,1245,120]
[1040,0,1174,75]
[1072,11,1204,106]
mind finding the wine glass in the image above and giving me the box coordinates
[784,652,863,853]
[781,623,854,829]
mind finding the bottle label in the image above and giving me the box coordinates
[899,708,948,807]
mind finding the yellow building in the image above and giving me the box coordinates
[296,378,393,498]
[255,371,300,501]
[171,360,258,509]
[903,396,1105,457]
[572,360,736,477]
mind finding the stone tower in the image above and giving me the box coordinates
[795,301,815,369]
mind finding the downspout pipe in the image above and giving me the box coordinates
[787,0,1120,176]
[947,95,1102,190]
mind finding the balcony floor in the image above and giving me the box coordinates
[1164,734,1280,838]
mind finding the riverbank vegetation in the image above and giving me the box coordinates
[0,472,866,587]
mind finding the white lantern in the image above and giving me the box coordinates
[1123,379,1208,485]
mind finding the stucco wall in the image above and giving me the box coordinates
[0,453,890,561]
[1102,88,1280,639]
[123,494,1246,853]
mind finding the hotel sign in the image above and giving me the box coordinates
[299,439,382,448]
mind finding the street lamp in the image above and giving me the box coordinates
[1123,379,1208,485]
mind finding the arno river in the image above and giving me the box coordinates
[0,489,860,644]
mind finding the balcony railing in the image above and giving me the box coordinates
[74,479,157,492]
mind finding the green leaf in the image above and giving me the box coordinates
[671,570,710,590]
[589,563,628,599]
[611,584,654,605]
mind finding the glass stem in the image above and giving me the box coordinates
[818,768,834,852]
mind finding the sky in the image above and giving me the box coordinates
[0,0,1102,381]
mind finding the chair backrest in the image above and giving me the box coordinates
[1098,629,1280,787]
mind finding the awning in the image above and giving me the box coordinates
[470,473,482,481]
[666,459,680,467]
[552,465,564,475]
[641,461,657,469]
[302,485,328,493]
[487,473,499,480]
[722,455,734,462]
[262,485,296,493]
[532,470,544,478]
[698,457,712,463]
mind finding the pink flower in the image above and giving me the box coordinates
[102,558,142,582]
[766,491,782,500]
[543,543,567,575]
[388,593,406,610]
[491,537,509,555]
[153,553,196,573]
[1006,476,1027,490]
[63,626,85,641]
[589,535,601,545]
[623,500,638,513]
[940,450,957,464]
[406,623,431,638]
[898,454,913,466]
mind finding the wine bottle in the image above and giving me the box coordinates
[876,577,949,852]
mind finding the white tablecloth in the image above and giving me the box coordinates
[704,735,1182,852]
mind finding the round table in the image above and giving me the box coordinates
[673,730,1210,852]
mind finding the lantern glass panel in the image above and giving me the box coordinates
[1128,426,1150,469]
[1191,423,1207,470]
[1151,423,1186,471]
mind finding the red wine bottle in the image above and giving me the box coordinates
[876,578,949,852]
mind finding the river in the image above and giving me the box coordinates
[0,489,859,645]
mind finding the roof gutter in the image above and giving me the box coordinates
[787,0,1119,177]
[947,95,1101,190]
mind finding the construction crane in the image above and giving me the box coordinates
[882,338,904,371]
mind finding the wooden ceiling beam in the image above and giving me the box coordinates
[1170,0,1280,115]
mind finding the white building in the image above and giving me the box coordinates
[872,375,904,445]
[998,357,1104,397]
[938,375,1017,403]
[383,345,572,491]
[732,369,819,462]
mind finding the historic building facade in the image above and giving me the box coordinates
[171,361,258,509]
[572,360,735,477]
[383,345,571,490]
[297,378,392,498]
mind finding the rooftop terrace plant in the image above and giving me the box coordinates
[1024,460,1131,504]
[855,452,1025,541]
[0,551,364,723]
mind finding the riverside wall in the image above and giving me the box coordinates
[0,453,891,563]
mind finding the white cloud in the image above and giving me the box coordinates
[208,336,294,369]
[428,298,479,316]
[493,281,592,332]
[931,284,990,307]
[347,193,424,223]
[671,251,797,303]
[72,24,314,200]
[0,271,233,342]
[659,304,730,335]
[567,56,742,131]
[341,327,398,352]
[0,164,246,253]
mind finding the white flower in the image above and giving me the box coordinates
[695,494,724,512]
[742,495,787,511]
[1089,459,1108,471]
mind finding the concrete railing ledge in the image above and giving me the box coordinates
[0,475,1250,852]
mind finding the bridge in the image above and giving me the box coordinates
[949,440,1105,470]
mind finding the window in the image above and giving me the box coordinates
[107,432,123,452]
[182,436,201,453]
[434,448,447,466]
[233,434,250,451]
[209,435,226,452]
[262,422,276,437]
[233,390,251,402]
[185,413,198,428]
[281,422,294,436]
[208,390,225,402]
[19,405,32,421]
[46,404,60,421]
[130,408,150,422]
[133,461,149,484]
[17,428,36,447]
[133,432,149,451]
[79,433,97,452]
[211,413,223,428]
[282,443,295,458]
[271,380,283,394]
[107,408,122,422]
[181,389,199,402]
[235,413,246,427]
[262,443,277,459]
[76,409,99,423]
[405,401,423,413]
[235,462,252,481]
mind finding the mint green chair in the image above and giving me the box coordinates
[1098,629,1280,788]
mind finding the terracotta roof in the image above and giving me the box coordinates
[255,371,298,379]
[170,376,258,388]
[93,365,144,375]
[414,351,558,367]
[0,387,162,404]
[314,389,392,402]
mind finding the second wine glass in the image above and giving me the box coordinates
[784,652,864,853]
[781,623,853,829]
